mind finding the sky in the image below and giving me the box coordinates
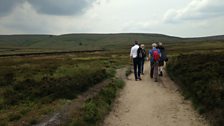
[0,0,224,37]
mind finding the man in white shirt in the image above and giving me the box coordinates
[130,41,141,81]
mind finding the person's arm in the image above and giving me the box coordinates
[158,49,162,57]
[148,50,151,61]
[130,47,133,60]
[143,49,147,59]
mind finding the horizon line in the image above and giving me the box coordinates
[0,32,224,39]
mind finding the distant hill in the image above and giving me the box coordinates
[183,35,224,42]
[0,33,182,50]
[0,35,50,47]
[0,33,224,54]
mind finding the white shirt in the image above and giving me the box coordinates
[130,44,139,58]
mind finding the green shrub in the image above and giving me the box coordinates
[167,52,224,126]
[0,120,7,126]
[0,53,128,124]
[0,59,110,107]
[72,79,124,126]
[29,118,38,125]
[9,113,22,121]
[83,99,99,123]
[125,66,132,77]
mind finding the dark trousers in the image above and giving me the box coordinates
[150,62,158,79]
[150,62,154,78]
[140,59,145,74]
[133,58,141,80]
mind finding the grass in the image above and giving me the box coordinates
[167,52,224,126]
[125,65,132,77]
[68,78,125,126]
[0,51,129,125]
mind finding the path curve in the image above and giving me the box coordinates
[103,62,208,126]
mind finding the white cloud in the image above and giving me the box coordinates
[0,0,224,37]
[163,0,224,23]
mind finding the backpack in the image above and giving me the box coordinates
[137,47,143,58]
[142,49,146,58]
[152,49,160,62]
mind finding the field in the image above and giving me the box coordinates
[0,33,224,125]
[1,33,224,56]
[0,51,128,125]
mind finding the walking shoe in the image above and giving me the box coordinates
[139,78,142,80]
[154,78,158,82]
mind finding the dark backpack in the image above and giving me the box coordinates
[152,49,160,62]
[137,47,143,58]
[142,49,146,58]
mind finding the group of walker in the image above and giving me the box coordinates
[130,41,167,82]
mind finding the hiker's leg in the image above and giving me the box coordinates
[137,59,141,79]
[142,59,145,74]
[150,62,154,78]
[154,63,159,81]
[158,61,164,76]
[160,66,163,74]
[159,67,162,76]
[133,58,138,80]
[139,59,142,74]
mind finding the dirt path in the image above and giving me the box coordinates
[103,62,209,126]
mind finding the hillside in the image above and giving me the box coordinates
[0,33,224,55]
[0,33,181,49]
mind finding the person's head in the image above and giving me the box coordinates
[141,44,145,49]
[134,40,138,45]
[158,42,163,46]
[152,43,157,48]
